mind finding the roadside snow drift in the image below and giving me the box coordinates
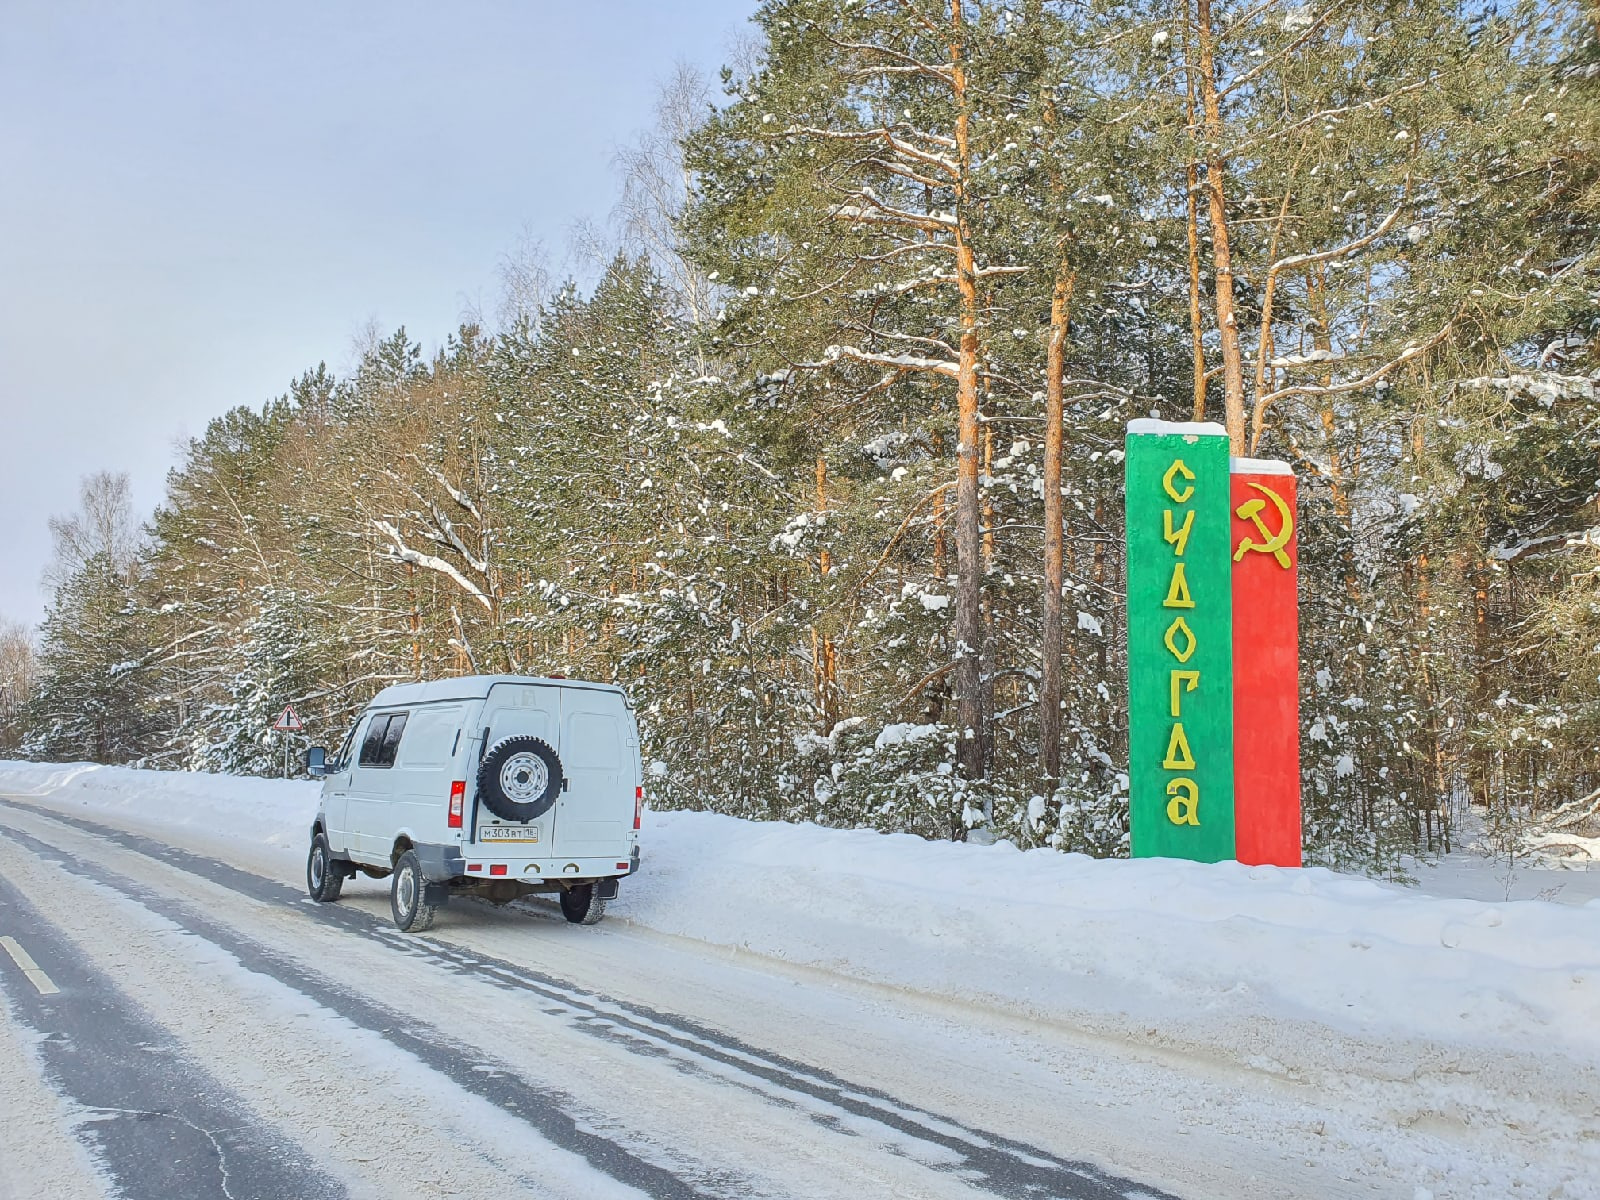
[4,761,1598,1064]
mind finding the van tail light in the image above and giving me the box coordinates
[448,780,466,829]
[634,785,643,831]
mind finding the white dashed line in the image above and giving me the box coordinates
[0,935,60,995]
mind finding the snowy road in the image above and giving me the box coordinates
[0,788,1593,1199]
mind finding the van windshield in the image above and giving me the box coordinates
[332,722,359,772]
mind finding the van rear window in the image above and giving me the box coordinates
[358,712,409,768]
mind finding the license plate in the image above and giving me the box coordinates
[479,826,538,843]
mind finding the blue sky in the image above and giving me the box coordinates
[0,0,755,625]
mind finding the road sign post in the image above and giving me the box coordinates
[273,705,304,778]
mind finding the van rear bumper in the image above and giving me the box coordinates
[455,853,634,881]
[416,844,634,883]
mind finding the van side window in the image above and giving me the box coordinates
[358,716,390,767]
[357,713,410,768]
[378,713,408,766]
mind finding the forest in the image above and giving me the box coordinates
[5,0,1598,876]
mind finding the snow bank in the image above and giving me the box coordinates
[0,761,318,852]
[5,762,1599,1062]
[633,811,1600,1060]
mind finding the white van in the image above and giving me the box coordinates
[303,675,642,932]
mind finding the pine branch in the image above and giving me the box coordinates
[796,344,960,377]
[786,125,961,179]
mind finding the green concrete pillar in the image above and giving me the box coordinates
[1125,421,1235,860]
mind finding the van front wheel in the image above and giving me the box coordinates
[307,834,344,902]
[390,851,437,932]
[560,884,606,926]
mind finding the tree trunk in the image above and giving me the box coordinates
[951,0,986,781]
[1040,265,1074,783]
[813,456,835,731]
[1183,3,1208,422]
[1307,266,1362,602]
[1195,0,1246,451]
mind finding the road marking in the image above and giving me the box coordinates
[0,935,61,995]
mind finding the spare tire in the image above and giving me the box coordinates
[477,735,563,822]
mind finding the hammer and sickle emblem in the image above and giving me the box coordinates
[1233,482,1294,568]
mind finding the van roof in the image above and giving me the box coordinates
[366,674,627,709]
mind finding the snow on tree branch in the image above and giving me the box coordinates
[372,520,493,612]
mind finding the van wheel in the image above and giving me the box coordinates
[307,834,344,902]
[560,884,606,926]
[390,851,437,932]
[477,736,564,823]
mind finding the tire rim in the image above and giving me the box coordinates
[499,751,549,804]
[398,867,416,915]
[310,848,325,889]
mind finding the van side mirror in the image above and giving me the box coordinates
[305,747,328,777]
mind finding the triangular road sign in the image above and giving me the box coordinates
[272,704,303,733]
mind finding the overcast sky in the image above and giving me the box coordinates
[0,0,754,626]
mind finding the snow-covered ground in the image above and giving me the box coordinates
[1407,847,1600,907]
[5,760,1598,1066]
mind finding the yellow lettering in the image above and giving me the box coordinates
[1162,459,1196,504]
[1163,616,1196,663]
[1163,508,1195,557]
[1166,779,1200,825]
[1169,670,1199,717]
[1163,561,1194,608]
[1162,722,1197,770]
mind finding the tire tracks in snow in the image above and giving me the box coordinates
[0,796,1179,1200]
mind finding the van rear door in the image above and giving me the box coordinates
[551,689,635,860]
[474,682,562,843]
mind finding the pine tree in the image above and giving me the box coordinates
[26,555,159,764]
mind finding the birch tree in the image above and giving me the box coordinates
[615,63,722,328]
[0,620,35,755]
[44,471,141,591]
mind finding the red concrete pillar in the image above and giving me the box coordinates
[1230,460,1301,867]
